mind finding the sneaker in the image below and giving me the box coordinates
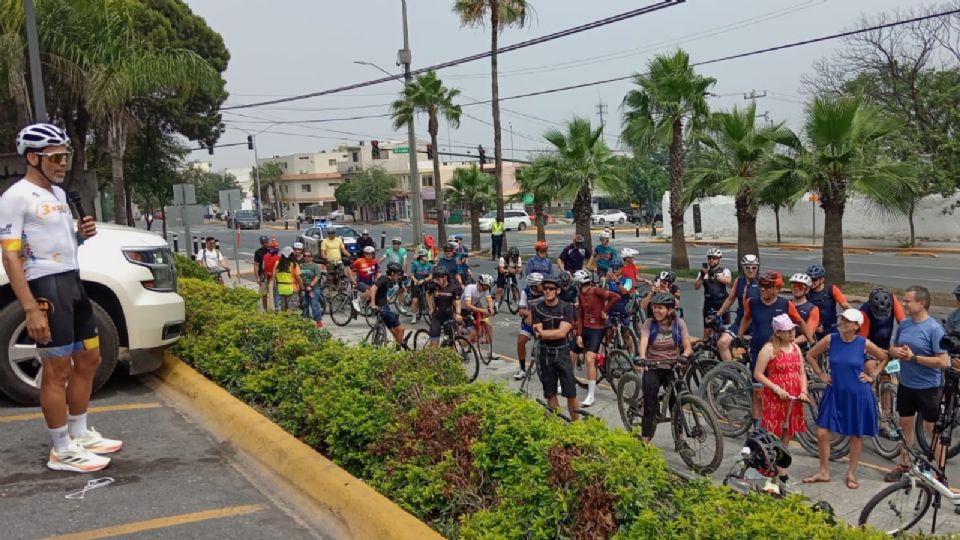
[884,464,910,483]
[581,395,595,407]
[74,427,123,454]
[513,369,526,380]
[352,298,362,312]
[47,440,110,473]
[316,320,324,329]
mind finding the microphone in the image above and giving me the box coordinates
[67,191,87,220]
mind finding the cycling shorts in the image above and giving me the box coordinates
[356,282,372,292]
[496,272,518,289]
[429,312,454,339]
[27,270,99,359]
[519,321,534,338]
[538,344,576,399]
[897,385,941,422]
[410,283,426,299]
[578,327,605,354]
[378,305,400,329]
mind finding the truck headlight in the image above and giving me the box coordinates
[123,247,177,291]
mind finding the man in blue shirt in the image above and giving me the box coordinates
[557,234,591,273]
[590,230,617,277]
[884,285,949,482]
[524,240,553,276]
[437,243,462,287]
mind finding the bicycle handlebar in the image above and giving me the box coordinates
[633,357,688,369]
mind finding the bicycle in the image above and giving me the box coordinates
[698,336,755,438]
[387,275,412,317]
[616,357,724,474]
[795,381,851,461]
[464,311,496,364]
[603,312,639,357]
[328,288,377,327]
[572,348,633,392]
[406,280,433,326]
[410,319,480,382]
[517,344,541,399]
[496,274,521,315]
[207,267,229,285]
[723,395,803,497]
[871,369,901,460]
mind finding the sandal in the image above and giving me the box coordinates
[802,474,830,484]
[846,477,859,490]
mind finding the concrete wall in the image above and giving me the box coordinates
[661,192,960,242]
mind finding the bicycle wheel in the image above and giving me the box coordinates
[871,381,901,460]
[617,326,639,354]
[412,329,432,351]
[616,371,644,432]
[604,350,634,388]
[506,285,520,315]
[520,350,540,398]
[573,353,589,389]
[477,323,495,365]
[672,394,724,475]
[916,412,960,460]
[684,352,718,395]
[857,477,933,535]
[329,293,354,326]
[700,364,752,438]
[798,382,850,460]
[453,335,480,383]
[363,305,379,328]
[365,325,387,347]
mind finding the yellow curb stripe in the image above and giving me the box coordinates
[0,402,162,424]
[41,504,265,540]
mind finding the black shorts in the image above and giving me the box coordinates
[703,302,728,324]
[378,305,400,329]
[538,345,577,399]
[897,385,941,422]
[496,273,518,289]
[28,270,99,359]
[429,312,454,339]
[576,327,605,354]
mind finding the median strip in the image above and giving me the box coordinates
[41,504,265,540]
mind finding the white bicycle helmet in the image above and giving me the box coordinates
[707,247,723,258]
[448,235,457,242]
[391,236,402,244]
[573,270,592,284]
[599,231,611,240]
[16,123,69,155]
[292,242,304,249]
[416,248,428,258]
[741,254,760,266]
[478,274,495,287]
[363,246,375,254]
[527,272,544,286]
[620,247,639,258]
[789,272,813,287]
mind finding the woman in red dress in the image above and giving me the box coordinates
[754,314,809,478]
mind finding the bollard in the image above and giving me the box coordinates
[380,231,386,249]
[173,233,179,254]
[284,219,289,230]
[635,226,640,238]
[192,236,199,256]
[611,227,616,240]
[296,220,301,230]
[215,239,220,251]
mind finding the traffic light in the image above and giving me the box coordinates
[371,140,380,159]
[426,144,433,160]
[247,135,254,150]
[478,145,486,166]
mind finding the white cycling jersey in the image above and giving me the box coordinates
[462,283,492,308]
[0,179,79,280]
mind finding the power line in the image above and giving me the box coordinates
[219,112,391,124]
[222,1,682,110]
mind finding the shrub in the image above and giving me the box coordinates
[175,254,213,281]
[174,280,890,539]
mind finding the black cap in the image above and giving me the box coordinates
[205,236,216,242]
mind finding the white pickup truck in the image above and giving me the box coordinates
[0,223,185,404]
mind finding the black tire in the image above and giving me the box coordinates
[453,335,480,383]
[857,477,932,535]
[916,412,960,459]
[871,381,901,460]
[604,350,634,389]
[672,394,724,475]
[797,382,850,460]
[618,217,625,224]
[412,329,432,351]
[0,300,119,405]
[573,353,588,389]
[329,293,353,326]
[364,326,385,347]
[476,323,495,365]
[699,364,752,438]
[616,370,644,432]
[517,222,527,231]
[363,305,379,328]
[506,285,520,315]
[684,353,718,396]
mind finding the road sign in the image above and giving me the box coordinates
[166,205,204,227]
[172,184,196,206]
[392,147,409,154]
[808,194,819,202]
[218,189,242,212]
[523,193,534,204]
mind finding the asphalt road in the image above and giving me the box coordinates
[151,220,960,294]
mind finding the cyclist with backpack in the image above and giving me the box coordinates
[806,264,851,339]
[195,236,230,279]
[574,270,621,407]
[716,254,762,362]
[524,241,553,276]
[638,292,693,442]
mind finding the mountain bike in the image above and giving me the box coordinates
[616,357,724,474]
[328,289,377,327]
[795,381,851,461]
[573,349,633,391]
[406,281,433,326]
[603,312,639,357]
[698,337,754,438]
[410,319,480,382]
[208,267,229,285]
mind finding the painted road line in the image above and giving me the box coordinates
[0,402,162,424]
[42,504,265,540]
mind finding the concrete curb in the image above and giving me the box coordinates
[152,352,443,540]
[896,251,938,258]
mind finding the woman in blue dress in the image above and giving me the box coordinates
[802,309,889,489]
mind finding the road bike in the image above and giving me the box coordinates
[405,281,433,326]
[464,311,496,365]
[387,275,411,317]
[410,319,480,382]
[496,273,521,315]
[616,357,724,474]
[328,289,377,327]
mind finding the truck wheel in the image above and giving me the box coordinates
[0,300,120,405]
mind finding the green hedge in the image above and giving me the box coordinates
[175,254,214,282]
[173,277,889,539]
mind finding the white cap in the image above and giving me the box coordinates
[599,231,611,239]
[293,242,304,249]
[840,308,864,326]
[363,246,375,254]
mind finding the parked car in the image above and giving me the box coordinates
[329,209,344,221]
[154,210,165,220]
[228,210,261,230]
[261,207,277,222]
[298,224,362,257]
[591,208,628,225]
[478,209,532,232]
[0,224,184,404]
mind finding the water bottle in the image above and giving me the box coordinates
[885,359,901,374]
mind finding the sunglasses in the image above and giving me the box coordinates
[34,151,72,165]
[304,254,313,257]
[743,265,759,271]
[708,256,720,260]
[760,283,776,289]
[542,286,558,292]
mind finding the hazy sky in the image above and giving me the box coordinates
[183,0,930,170]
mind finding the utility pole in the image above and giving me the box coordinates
[596,99,608,130]
[24,0,46,120]
[399,0,423,245]
[743,90,769,123]
[509,122,515,162]
[250,135,264,224]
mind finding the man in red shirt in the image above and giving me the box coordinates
[350,246,380,310]
[572,270,621,407]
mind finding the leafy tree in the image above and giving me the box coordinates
[334,180,360,220]
[453,0,531,229]
[390,70,461,241]
[252,161,284,214]
[445,164,495,250]
[0,0,29,130]
[768,96,917,282]
[685,104,780,262]
[621,49,715,270]
[514,157,560,242]
[614,152,668,227]
[539,117,623,251]
[354,167,397,222]
[124,127,187,232]
[179,168,240,207]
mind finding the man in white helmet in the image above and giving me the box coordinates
[0,124,119,472]
[694,247,732,341]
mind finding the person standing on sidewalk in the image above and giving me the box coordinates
[557,234,590,273]
[275,246,302,312]
[806,264,851,339]
[574,270,620,407]
[195,236,230,278]
[693,248,731,341]
[357,229,376,252]
[490,217,505,261]
[299,251,323,328]
[0,123,121,472]
[253,235,272,312]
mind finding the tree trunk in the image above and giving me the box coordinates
[490,5,506,253]
[908,202,916,247]
[821,199,846,283]
[160,202,167,240]
[430,125,447,242]
[668,117,689,269]
[124,183,135,226]
[64,103,97,218]
[108,116,128,225]
[12,72,31,127]
[470,204,481,252]
[573,185,593,252]
[534,200,546,242]
[735,194,759,266]
[773,204,782,243]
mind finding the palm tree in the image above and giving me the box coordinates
[539,117,624,251]
[253,161,284,215]
[514,156,560,242]
[453,0,531,231]
[621,49,715,270]
[445,164,495,250]
[685,104,780,262]
[0,0,30,128]
[768,96,917,282]
[758,176,806,244]
[390,70,462,241]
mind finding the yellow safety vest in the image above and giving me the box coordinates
[276,270,295,296]
[491,221,505,236]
